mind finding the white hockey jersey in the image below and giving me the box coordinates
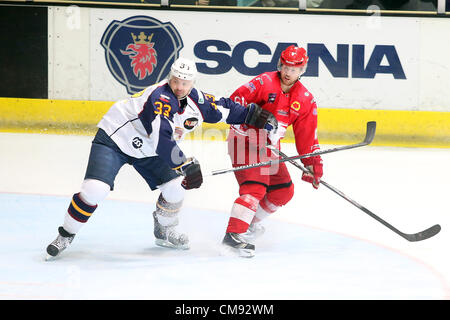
[97,79,251,169]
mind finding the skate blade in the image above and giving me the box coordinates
[155,239,190,250]
[220,244,255,258]
[45,254,58,261]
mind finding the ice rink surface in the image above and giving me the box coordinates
[0,132,449,300]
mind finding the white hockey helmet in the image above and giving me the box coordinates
[170,57,197,81]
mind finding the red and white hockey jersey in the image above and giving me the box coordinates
[229,71,320,165]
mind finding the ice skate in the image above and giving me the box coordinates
[221,232,255,258]
[242,222,265,243]
[153,211,189,250]
[46,226,75,260]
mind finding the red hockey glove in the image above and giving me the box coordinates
[301,156,323,189]
[176,158,203,190]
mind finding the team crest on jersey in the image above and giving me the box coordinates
[101,16,184,94]
[184,117,198,130]
[291,101,301,111]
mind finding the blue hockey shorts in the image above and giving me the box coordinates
[84,128,179,191]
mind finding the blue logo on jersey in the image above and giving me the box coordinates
[101,16,184,94]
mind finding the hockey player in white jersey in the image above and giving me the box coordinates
[46,57,278,258]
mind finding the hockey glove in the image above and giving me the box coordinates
[301,156,323,189]
[176,157,203,190]
[245,103,278,131]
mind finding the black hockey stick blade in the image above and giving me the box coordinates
[211,121,377,176]
[362,121,376,145]
[401,224,441,242]
[270,146,441,242]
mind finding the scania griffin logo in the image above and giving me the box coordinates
[101,15,184,94]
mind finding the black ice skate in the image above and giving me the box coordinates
[222,232,255,258]
[153,211,189,250]
[46,226,75,260]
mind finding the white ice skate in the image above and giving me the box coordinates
[153,211,189,250]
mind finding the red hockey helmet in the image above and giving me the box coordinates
[279,45,308,67]
[277,45,308,79]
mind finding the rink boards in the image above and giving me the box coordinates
[0,97,449,148]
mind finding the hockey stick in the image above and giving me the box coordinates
[268,146,441,242]
[211,121,377,176]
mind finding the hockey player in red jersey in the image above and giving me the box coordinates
[222,45,323,257]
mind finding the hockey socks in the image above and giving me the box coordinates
[251,195,279,224]
[64,193,98,234]
[226,194,260,234]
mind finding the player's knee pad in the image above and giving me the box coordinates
[239,182,267,202]
[266,181,294,207]
[159,176,185,204]
[79,178,110,206]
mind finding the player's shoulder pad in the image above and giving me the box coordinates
[145,84,180,118]
[190,88,217,106]
[150,85,175,104]
[289,83,316,116]
[252,72,275,86]
[296,82,316,101]
[188,87,204,104]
